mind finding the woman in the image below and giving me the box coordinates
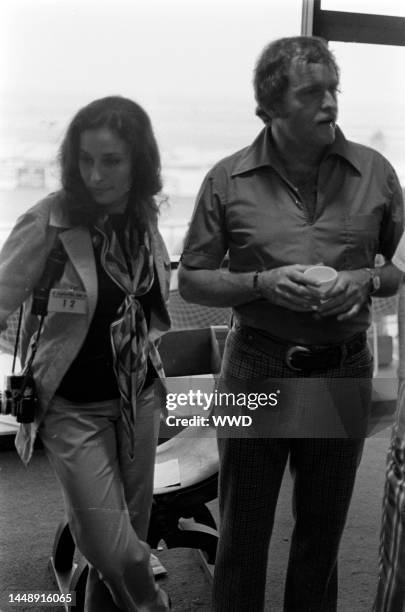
[0,96,171,611]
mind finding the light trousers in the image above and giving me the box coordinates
[374,380,405,612]
[39,387,169,612]
[374,432,405,612]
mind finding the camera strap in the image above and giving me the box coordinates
[12,236,67,384]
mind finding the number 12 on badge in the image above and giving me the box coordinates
[47,289,87,314]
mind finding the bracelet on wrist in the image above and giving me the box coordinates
[253,270,262,298]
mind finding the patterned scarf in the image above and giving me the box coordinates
[95,214,165,456]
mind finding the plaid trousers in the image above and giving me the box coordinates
[374,381,405,611]
[212,326,372,612]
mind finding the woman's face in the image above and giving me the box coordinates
[79,127,132,213]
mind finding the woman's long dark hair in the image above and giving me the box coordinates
[59,95,162,232]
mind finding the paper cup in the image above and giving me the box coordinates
[304,265,338,294]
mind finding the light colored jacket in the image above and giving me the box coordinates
[0,191,171,464]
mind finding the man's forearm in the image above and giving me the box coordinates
[178,265,257,307]
[177,261,403,310]
[374,261,403,297]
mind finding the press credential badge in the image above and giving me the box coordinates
[47,289,87,314]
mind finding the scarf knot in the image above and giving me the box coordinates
[95,216,165,456]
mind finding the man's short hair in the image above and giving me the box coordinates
[253,36,340,124]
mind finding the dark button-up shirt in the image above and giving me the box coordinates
[181,127,404,343]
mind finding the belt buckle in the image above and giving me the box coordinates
[285,345,311,372]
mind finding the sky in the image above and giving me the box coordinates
[0,0,404,162]
[1,0,403,102]
[0,0,303,102]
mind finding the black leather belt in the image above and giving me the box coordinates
[238,325,367,372]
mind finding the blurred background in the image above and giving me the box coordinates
[0,0,404,257]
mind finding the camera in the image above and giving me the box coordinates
[0,374,38,423]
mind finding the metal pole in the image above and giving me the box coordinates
[301,0,315,35]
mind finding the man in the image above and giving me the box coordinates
[178,37,404,611]
[374,243,405,612]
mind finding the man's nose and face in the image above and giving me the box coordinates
[273,60,339,153]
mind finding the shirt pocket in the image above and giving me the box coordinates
[343,213,380,268]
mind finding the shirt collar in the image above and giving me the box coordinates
[231,128,280,177]
[326,127,362,174]
[231,125,362,177]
